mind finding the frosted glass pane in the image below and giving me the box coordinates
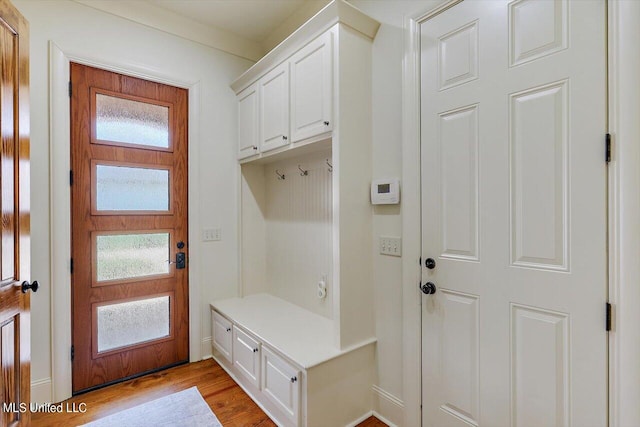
[96,165,169,211]
[97,296,170,352]
[96,93,169,148]
[96,233,170,282]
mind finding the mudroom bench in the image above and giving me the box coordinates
[210,294,376,427]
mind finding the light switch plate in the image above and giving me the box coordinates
[202,228,221,242]
[380,236,401,257]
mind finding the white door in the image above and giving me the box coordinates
[420,1,607,426]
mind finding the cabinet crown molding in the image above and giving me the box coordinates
[230,0,380,93]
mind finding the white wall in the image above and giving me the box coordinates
[14,0,252,402]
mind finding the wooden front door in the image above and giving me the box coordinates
[70,63,189,393]
[0,0,30,425]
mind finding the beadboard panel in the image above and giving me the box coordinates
[264,151,333,319]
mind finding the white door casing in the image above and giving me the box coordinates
[420,1,607,426]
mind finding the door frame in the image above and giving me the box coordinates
[49,41,203,403]
[401,1,640,426]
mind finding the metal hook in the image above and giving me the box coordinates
[298,165,308,176]
[326,159,333,173]
[275,169,285,180]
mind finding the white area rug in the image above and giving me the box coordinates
[81,386,222,427]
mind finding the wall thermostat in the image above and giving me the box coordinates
[371,178,400,205]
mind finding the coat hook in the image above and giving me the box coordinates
[298,165,308,176]
[275,169,285,180]
[326,159,333,173]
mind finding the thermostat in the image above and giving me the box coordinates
[371,178,400,205]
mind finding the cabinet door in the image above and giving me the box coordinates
[260,63,290,153]
[237,83,260,159]
[262,347,301,425]
[290,31,333,142]
[212,311,233,363]
[233,326,261,388]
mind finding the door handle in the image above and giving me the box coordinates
[420,282,436,295]
[21,280,39,294]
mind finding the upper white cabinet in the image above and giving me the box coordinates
[290,31,333,142]
[237,83,259,160]
[260,62,290,153]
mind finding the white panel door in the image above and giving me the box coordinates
[420,1,607,426]
[237,83,259,160]
[260,62,290,153]
[290,31,333,142]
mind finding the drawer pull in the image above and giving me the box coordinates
[290,376,297,383]
[324,121,330,126]
[253,348,259,353]
[226,327,231,332]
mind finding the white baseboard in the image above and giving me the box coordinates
[31,377,52,404]
[201,336,212,360]
[372,385,404,427]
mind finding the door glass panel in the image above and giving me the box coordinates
[97,295,170,352]
[96,232,170,282]
[95,93,170,148]
[96,165,169,212]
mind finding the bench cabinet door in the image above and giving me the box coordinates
[212,311,233,363]
[233,326,261,388]
[262,346,301,425]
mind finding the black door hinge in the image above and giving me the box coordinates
[70,258,74,274]
[606,302,612,331]
[69,170,73,186]
[71,345,75,362]
[68,81,72,97]
[606,133,612,163]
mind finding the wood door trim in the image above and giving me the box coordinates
[90,159,174,216]
[90,228,176,287]
[89,87,175,153]
[90,290,176,360]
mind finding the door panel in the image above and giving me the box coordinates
[420,1,607,426]
[0,0,30,425]
[71,63,189,393]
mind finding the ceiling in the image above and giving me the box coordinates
[147,0,319,43]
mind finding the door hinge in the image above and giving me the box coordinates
[69,170,73,186]
[606,302,612,331]
[70,258,74,274]
[68,81,72,97]
[70,345,75,362]
[606,133,612,163]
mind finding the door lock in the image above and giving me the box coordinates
[425,258,436,269]
[172,241,186,269]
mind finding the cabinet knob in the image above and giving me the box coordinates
[290,376,297,383]
[226,327,231,332]
[252,146,258,150]
[323,121,330,126]
[253,348,259,353]
[282,135,288,140]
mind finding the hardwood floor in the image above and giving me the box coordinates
[32,359,388,427]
